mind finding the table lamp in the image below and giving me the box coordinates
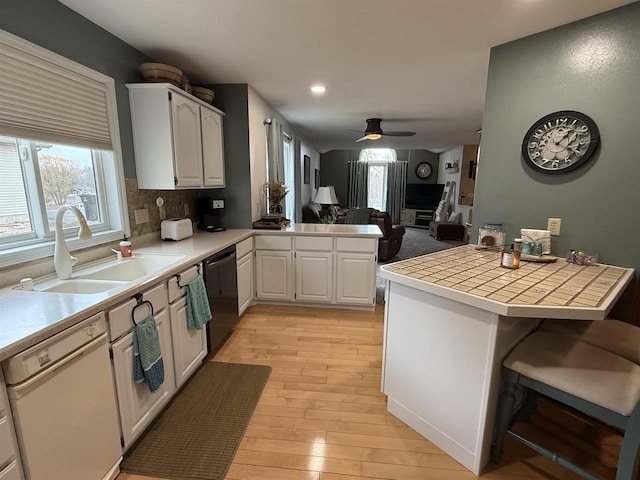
[314,186,339,222]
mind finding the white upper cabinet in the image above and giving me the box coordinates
[127,83,225,189]
[201,106,225,187]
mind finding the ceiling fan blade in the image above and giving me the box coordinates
[355,135,369,142]
[382,131,416,137]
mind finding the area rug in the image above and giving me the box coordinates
[376,227,461,304]
[121,361,271,480]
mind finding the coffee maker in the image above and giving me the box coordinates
[197,197,226,232]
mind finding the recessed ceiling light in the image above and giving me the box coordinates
[311,85,327,94]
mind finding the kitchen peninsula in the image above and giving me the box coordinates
[379,245,633,475]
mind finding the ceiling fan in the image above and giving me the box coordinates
[354,118,416,142]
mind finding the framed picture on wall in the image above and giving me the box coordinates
[314,168,320,189]
[304,155,310,184]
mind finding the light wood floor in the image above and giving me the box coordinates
[118,304,621,480]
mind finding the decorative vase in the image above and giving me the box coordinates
[269,201,283,215]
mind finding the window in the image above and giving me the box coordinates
[359,148,396,211]
[0,30,128,267]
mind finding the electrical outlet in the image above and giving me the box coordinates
[159,206,166,220]
[134,208,149,225]
[548,217,561,236]
[184,203,189,216]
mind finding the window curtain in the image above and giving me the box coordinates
[266,118,284,182]
[347,160,368,208]
[386,161,407,224]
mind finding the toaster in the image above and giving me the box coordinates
[161,218,193,241]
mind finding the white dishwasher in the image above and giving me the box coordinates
[2,313,122,480]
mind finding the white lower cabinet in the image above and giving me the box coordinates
[335,237,377,306]
[236,237,254,316]
[336,253,376,305]
[255,234,293,301]
[110,307,175,449]
[294,235,334,304]
[167,264,207,390]
[255,251,293,300]
[0,371,23,480]
[254,234,377,308]
[295,251,333,302]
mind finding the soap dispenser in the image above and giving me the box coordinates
[119,235,132,258]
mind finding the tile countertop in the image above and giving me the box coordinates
[380,244,634,320]
[0,224,382,362]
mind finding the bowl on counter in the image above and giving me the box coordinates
[139,62,183,86]
[191,86,214,103]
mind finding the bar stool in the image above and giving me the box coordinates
[491,328,640,480]
[538,318,640,365]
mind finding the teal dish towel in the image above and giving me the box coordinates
[133,315,165,393]
[186,274,212,330]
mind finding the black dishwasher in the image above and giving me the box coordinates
[203,245,239,354]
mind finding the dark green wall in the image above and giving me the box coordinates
[203,84,252,229]
[320,149,440,207]
[0,0,254,228]
[0,0,151,178]
[474,3,640,318]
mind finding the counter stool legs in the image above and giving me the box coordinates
[491,368,519,464]
[617,402,640,480]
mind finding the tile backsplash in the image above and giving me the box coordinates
[0,178,200,288]
[125,178,199,237]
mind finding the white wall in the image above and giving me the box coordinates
[247,86,320,223]
[438,146,472,225]
[247,87,269,222]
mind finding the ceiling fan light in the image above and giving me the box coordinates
[366,133,382,140]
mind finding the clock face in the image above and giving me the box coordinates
[416,162,432,179]
[522,111,599,174]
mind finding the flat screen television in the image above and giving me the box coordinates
[404,183,445,210]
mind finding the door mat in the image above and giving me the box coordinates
[121,361,271,480]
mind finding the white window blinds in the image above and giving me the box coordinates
[0,30,113,150]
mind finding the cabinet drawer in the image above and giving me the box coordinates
[167,264,202,303]
[0,461,21,480]
[295,236,333,251]
[336,237,377,253]
[0,416,16,468]
[108,283,168,340]
[254,235,292,251]
[236,237,253,260]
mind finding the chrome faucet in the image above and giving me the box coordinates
[54,205,93,280]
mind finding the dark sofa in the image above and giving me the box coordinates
[302,202,322,223]
[335,208,405,261]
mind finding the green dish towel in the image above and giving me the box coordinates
[186,274,212,330]
[132,315,165,393]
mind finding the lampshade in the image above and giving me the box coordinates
[314,186,339,205]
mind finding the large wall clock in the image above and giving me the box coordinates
[522,110,599,174]
[415,161,432,179]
